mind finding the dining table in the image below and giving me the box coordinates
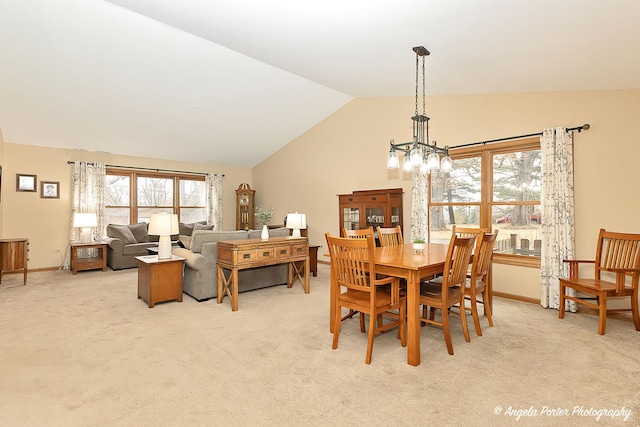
[329,242,450,367]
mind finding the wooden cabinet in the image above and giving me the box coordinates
[338,189,403,237]
[0,238,29,285]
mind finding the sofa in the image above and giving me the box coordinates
[172,227,290,301]
[105,221,213,270]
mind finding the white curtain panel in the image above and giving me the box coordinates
[64,161,106,269]
[206,173,224,230]
[540,128,577,311]
[411,169,429,242]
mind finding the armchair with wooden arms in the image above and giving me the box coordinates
[558,228,640,335]
[325,232,407,364]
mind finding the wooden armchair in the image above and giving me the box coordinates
[559,228,640,335]
[420,234,475,355]
[325,233,407,364]
[376,225,403,247]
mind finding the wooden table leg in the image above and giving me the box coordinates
[407,271,421,367]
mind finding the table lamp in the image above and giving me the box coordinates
[73,212,97,243]
[148,213,179,259]
[286,213,306,238]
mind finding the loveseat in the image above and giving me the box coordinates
[172,227,290,301]
[105,221,213,270]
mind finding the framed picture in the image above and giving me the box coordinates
[16,174,37,192]
[41,181,60,199]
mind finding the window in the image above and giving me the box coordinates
[105,169,206,230]
[428,138,541,267]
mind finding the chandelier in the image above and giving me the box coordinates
[386,46,451,174]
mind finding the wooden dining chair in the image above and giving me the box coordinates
[376,225,403,247]
[343,227,374,239]
[325,233,407,364]
[452,225,489,250]
[559,228,640,335]
[464,230,499,336]
[419,234,475,355]
[341,227,375,329]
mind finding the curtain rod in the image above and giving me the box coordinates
[66,161,224,177]
[451,124,590,150]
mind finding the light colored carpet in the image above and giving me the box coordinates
[0,265,638,426]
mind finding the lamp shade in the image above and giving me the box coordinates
[73,213,97,228]
[148,213,179,236]
[286,213,306,230]
[286,213,306,238]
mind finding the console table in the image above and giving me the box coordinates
[0,238,29,285]
[217,236,310,311]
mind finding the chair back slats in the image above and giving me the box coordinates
[474,231,499,279]
[452,226,489,251]
[326,233,375,292]
[343,227,374,239]
[596,230,640,291]
[442,235,475,291]
[376,226,403,247]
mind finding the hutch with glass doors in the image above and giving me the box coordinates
[338,189,403,240]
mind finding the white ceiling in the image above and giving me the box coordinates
[1,0,639,168]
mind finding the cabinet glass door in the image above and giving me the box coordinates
[342,207,361,231]
[391,207,401,227]
[365,207,385,229]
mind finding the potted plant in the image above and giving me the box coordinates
[255,207,274,240]
[413,238,426,254]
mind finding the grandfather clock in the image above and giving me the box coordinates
[235,183,255,230]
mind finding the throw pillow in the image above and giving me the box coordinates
[128,222,149,243]
[108,224,137,245]
[193,223,214,232]
[179,222,195,236]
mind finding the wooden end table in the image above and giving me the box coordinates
[70,242,107,275]
[136,255,186,308]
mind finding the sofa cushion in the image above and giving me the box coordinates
[128,222,149,243]
[107,224,137,245]
[191,230,248,253]
[248,227,290,239]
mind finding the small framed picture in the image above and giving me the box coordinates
[16,174,37,192]
[41,181,60,199]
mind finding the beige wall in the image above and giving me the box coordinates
[253,89,640,301]
[3,89,639,301]
[1,143,251,269]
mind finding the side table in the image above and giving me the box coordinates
[0,238,29,285]
[70,242,107,275]
[136,255,186,308]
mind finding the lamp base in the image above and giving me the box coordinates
[291,228,301,238]
[157,236,172,259]
[80,227,92,244]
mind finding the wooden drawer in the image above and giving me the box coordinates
[339,195,362,204]
[274,245,291,258]
[257,247,274,260]
[78,259,104,270]
[292,244,307,257]
[363,194,387,203]
[237,249,257,264]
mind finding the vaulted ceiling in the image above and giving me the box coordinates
[1,0,639,167]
